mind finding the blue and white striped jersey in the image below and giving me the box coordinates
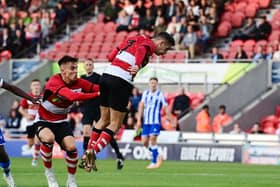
[141,89,167,124]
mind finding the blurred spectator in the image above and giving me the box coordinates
[128,10,140,31]
[232,18,256,41]
[266,46,274,61]
[165,0,176,22]
[176,1,187,20]
[0,27,12,52]
[252,46,266,63]
[116,10,130,32]
[154,16,167,35]
[0,113,6,129]
[212,105,232,133]
[234,46,248,60]
[55,2,68,26]
[135,0,146,18]
[250,122,264,134]
[25,16,41,54]
[196,105,211,133]
[40,10,53,40]
[6,109,21,129]
[172,87,190,119]
[199,15,213,52]
[229,123,244,134]
[181,25,197,59]
[103,0,120,23]
[139,8,155,31]
[129,87,141,115]
[211,47,223,63]
[273,44,280,61]
[123,0,135,16]
[254,16,272,41]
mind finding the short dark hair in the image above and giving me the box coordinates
[202,105,209,110]
[31,79,40,83]
[154,32,175,46]
[149,77,158,82]
[219,105,226,110]
[58,55,78,66]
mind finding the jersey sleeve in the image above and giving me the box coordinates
[140,90,147,103]
[57,87,99,102]
[160,92,168,107]
[78,79,99,93]
[20,98,28,109]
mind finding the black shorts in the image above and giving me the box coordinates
[35,121,73,150]
[26,124,37,139]
[80,108,100,125]
[100,74,133,112]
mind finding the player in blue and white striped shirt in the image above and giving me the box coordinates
[136,77,171,169]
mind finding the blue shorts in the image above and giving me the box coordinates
[142,124,161,136]
[0,129,5,145]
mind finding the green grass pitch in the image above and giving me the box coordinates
[0,158,279,187]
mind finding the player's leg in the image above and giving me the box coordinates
[29,124,40,166]
[87,74,110,151]
[37,122,58,187]
[62,136,78,187]
[141,124,156,169]
[87,106,110,150]
[148,124,162,169]
[0,145,15,187]
[32,135,40,166]
[109,138,124,170]
[93,109,126,154]
[0,129,15,186]
[27,129,34,148]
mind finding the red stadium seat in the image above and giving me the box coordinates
[259,0,271,8]
[224,2,235,12]
[243,39,256,47]
[221,12,233,22]
[231,12,245,28]
[216,21,231,37]
[269,31,280,41]
[235,2,247,13]
[256,40,268,47]
[245,5,257,18]
[96,53,108,60]
[104,22,117,33]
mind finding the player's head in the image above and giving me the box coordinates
[149,77,158,92]
[83,59,94,74]
[30,79,41,96]
[153,32,175,56]
[58,55,79,83]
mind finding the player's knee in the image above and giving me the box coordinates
[64,144,77,152]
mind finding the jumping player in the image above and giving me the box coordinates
[79,59,124,170]
[85,32,175,172]
[19,79,42,166]
[34,56,99,187]
[0,77,39,187]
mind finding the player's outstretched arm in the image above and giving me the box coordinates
[58,87,99,102]
[2,81,38,104]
